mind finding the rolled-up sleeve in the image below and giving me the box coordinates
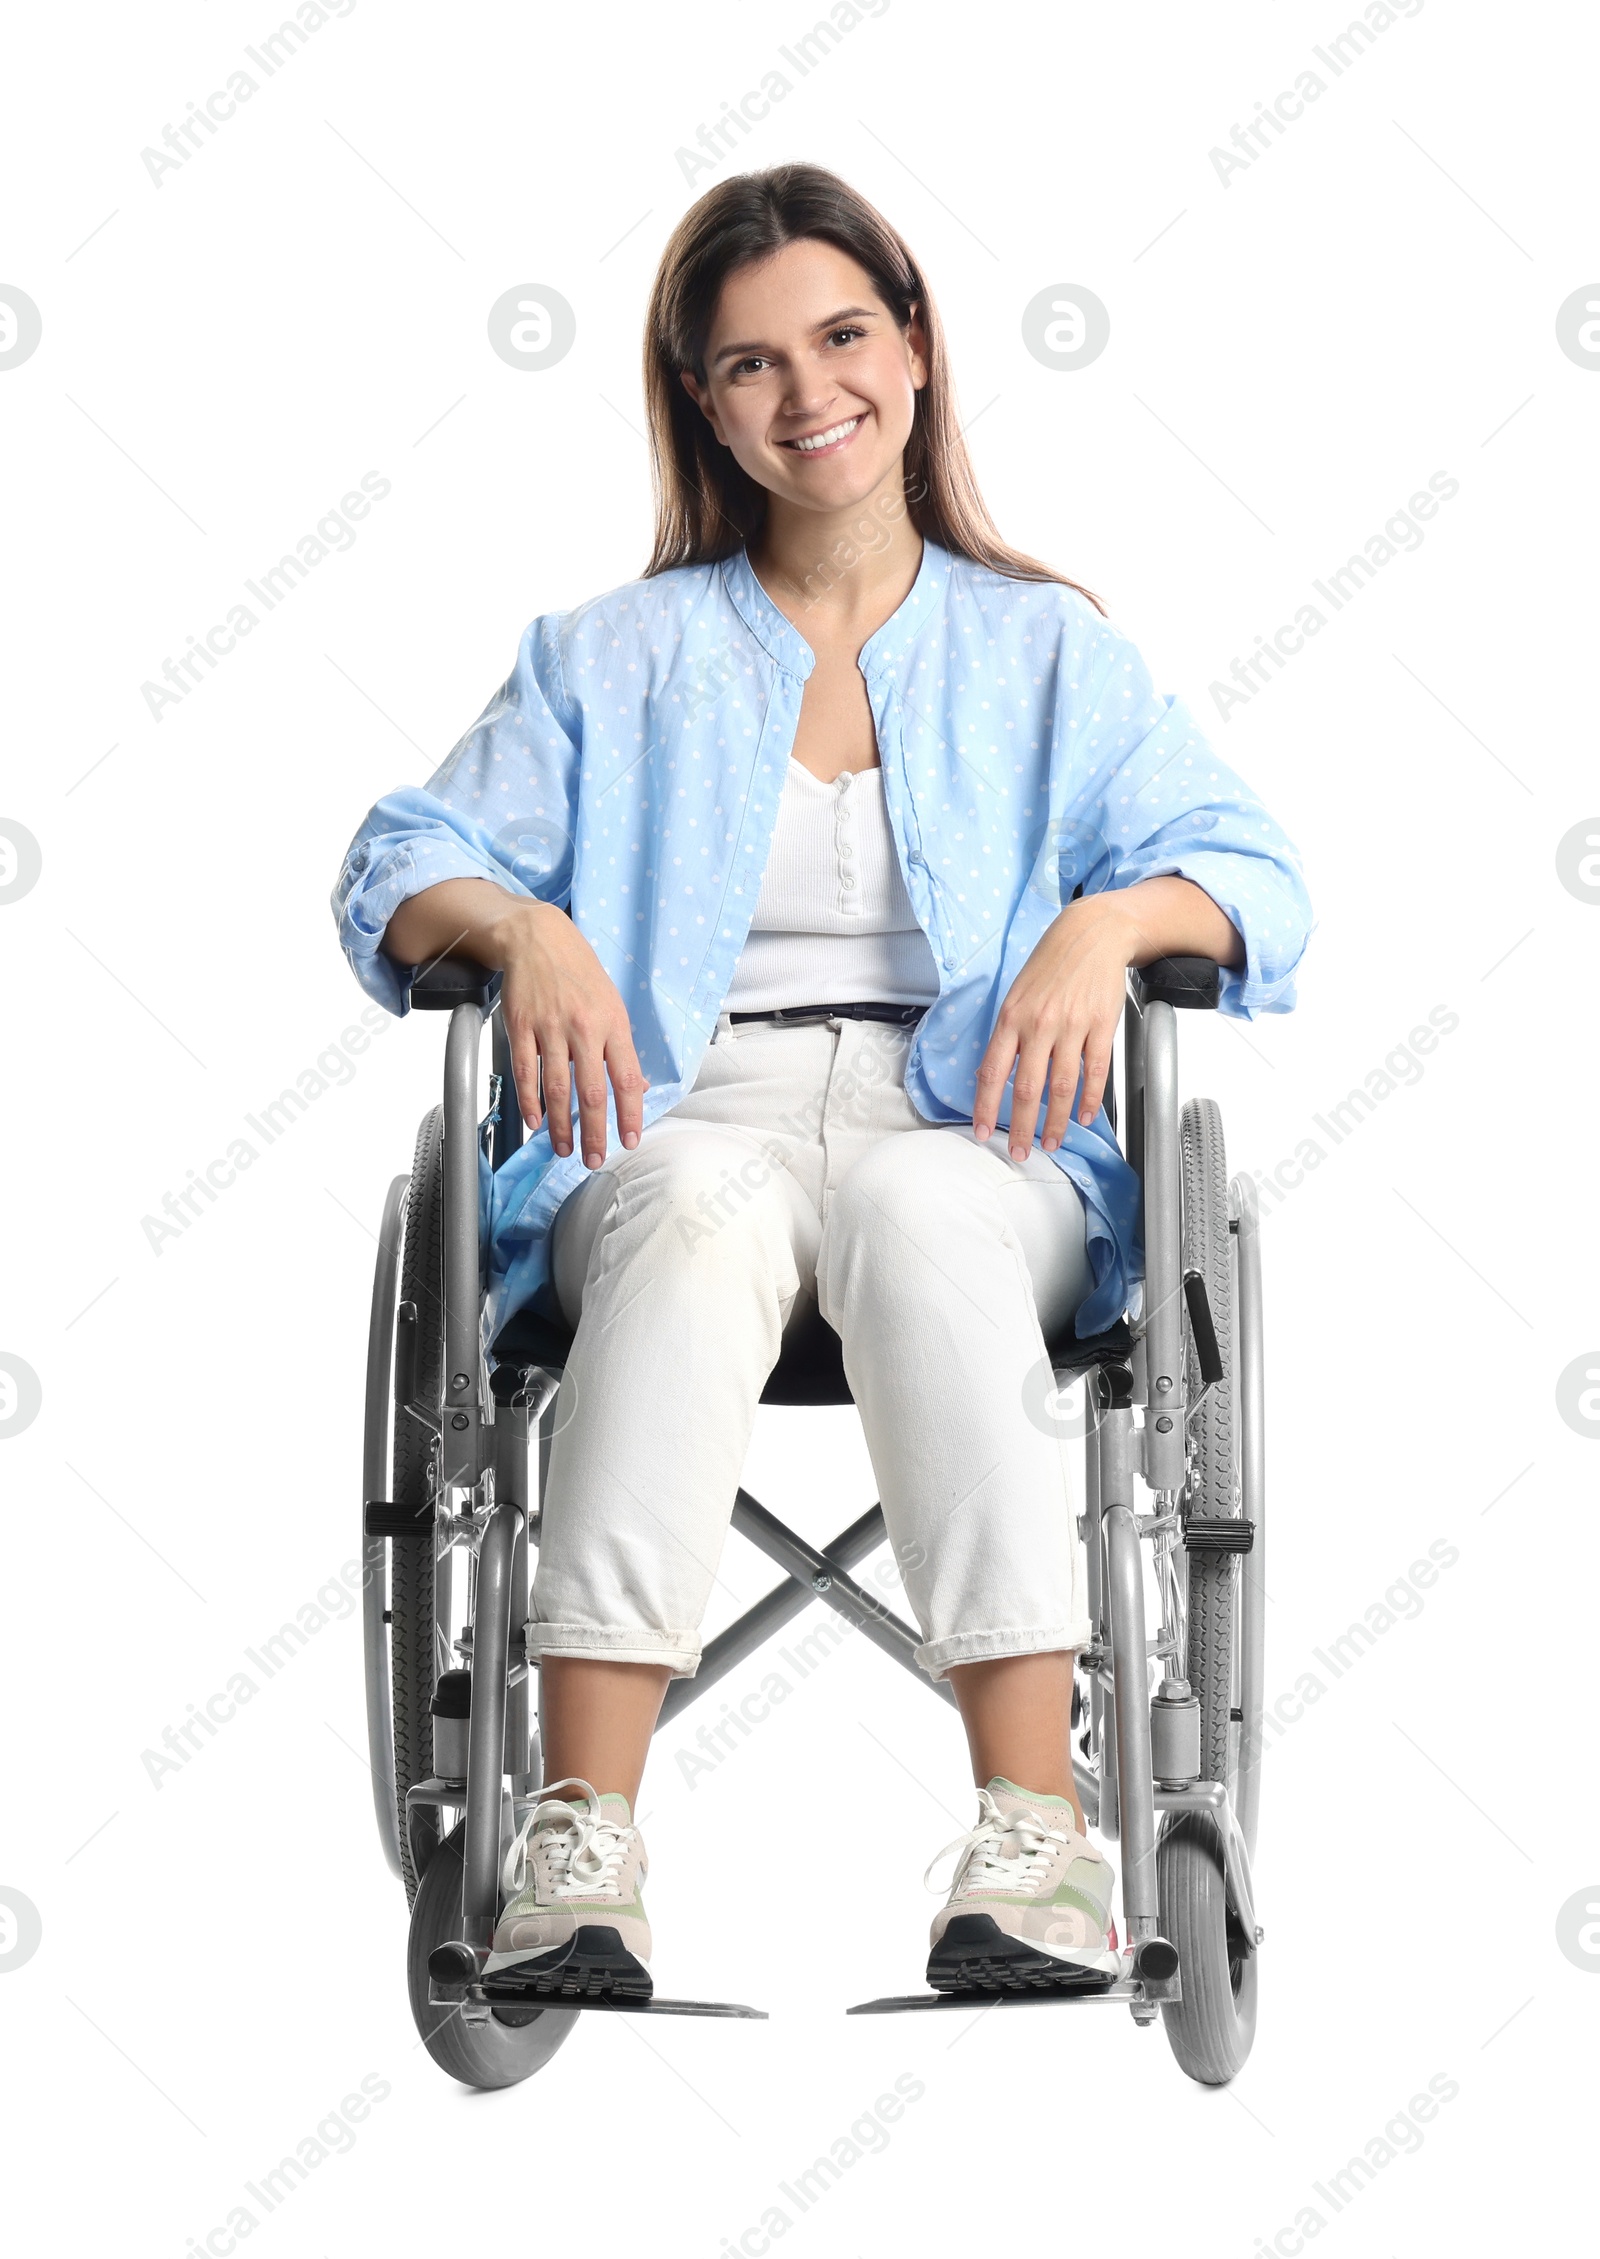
[1053,615,1314,1019]
[332,610,582,1015]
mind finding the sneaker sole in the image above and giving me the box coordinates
[481,1924,653,2005]
[927,1913,1121,1997]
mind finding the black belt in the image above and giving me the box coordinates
[727,1000,928,1028]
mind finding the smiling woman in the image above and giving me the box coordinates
[332,161,1313,2005]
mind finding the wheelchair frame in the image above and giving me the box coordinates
[360,952,1267,2076]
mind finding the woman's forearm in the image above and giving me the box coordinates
[382,877,562,971]
[381,878,647,1164]
[1085,875,1245,970]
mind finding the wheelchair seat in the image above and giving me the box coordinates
[488,1297,1132,1407]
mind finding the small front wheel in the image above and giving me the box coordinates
[1157,1812,1258,2084]
[407,1823,576,2090]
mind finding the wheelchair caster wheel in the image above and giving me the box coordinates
[407,1824,576,2091]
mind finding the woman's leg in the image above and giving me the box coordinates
[946,1654,1085,1833]
[818,1126,1096,1803]
[527,1115,819,1799]
[537,1657,673,1809]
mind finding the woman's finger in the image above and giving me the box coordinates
[511,1037,543,1133]
[605,1023,649,1151]
[568,1021,612,1167]
[1076,1025,1115,1127]
[1040,1041,1084,1152]
[971,1021,1020,1140]
[541,1035,574,1157]
[1007,1032,1057,1160]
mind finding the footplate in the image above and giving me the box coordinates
[849,1938,1182,2015]
[848,1974,1177,2015]
[428,1937,767,2020]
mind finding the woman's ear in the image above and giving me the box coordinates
[905,302,930,392]
[679,368,726,444]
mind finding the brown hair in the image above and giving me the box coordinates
[641,162,1104,613]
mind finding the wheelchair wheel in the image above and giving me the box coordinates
[408,1823,576,2090]
[391,1105,451,1905]
[1159,1094,1257,2084]
[1157,1812,1258,2084]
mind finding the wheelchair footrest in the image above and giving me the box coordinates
[847,1978,1161,2014]
[430,1977,767,2019]
[429,1934,767,2018]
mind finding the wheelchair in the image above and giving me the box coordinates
[359,948,1267,2090]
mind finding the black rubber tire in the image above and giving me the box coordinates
[1157,1813,1258,2084]
[408,1824,576,2090]
[1179,1097,1240,1788]
[391,1106,448,1905]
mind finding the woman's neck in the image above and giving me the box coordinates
[748,472,924,641]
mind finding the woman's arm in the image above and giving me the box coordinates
[385,879,648,1168]
[972,876,1241,1160]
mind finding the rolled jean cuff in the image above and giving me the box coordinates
[524,1621,702,1678]
[915,1621,1094,1684]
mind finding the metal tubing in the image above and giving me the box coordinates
[1083,1377,1116,1841]
[490,1007,525,1170]
[1102,1392,1159,1938]
[1106,1504,1158,1936]
[362,1172,409,1879]
[1124,976,1147,1189]
[658,1505,890,1726]
[442,1003,486,1488]
[1232,1173,1266,1867]
[1140,999,1186,1494]
[730,1492,957,1707]
[461,1501,519,1946]
[506,1518,532,1788]
[493,1397,533,1783]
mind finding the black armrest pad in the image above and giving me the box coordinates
[1131,956,1222,1011]
[410,954,502,1012]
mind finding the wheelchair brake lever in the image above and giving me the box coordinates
[1184,1377,1218,1429]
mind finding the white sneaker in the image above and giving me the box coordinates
[482,1777,652,2002]
[925,1778,1123,1994]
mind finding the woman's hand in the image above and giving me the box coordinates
[972,877,1244,1161]
[495,902,650,1166]
[383,878,649,1168]
[972,899,1136,1160]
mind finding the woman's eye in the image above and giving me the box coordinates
[828,326,866,347]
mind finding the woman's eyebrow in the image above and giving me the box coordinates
[709,305,879,368]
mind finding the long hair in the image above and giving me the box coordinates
[641,163,1104,612]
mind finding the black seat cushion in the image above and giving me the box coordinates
[490,1297,1131,1408]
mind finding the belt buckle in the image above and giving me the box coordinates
[768,1004,836,1028]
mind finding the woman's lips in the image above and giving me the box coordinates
[777,413,865,459]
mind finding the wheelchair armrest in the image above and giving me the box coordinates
[1129,956,1222,1011]
[410,954,502,1013]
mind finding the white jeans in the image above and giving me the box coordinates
[527,1011,1097,1681]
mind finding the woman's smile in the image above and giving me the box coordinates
[777,412,865,457]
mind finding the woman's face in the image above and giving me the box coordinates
[681,237,927,517]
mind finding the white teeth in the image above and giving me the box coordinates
[788,417,861,452]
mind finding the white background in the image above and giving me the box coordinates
[1,1,1596,2251]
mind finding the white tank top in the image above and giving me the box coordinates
[722,759,942,1014]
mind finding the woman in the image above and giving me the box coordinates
[333,164,1312,2001]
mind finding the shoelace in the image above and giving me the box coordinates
[500,1775,639,1900]
[924,1787,1072,1899]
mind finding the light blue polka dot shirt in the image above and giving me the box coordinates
[333,539,1313,1349]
